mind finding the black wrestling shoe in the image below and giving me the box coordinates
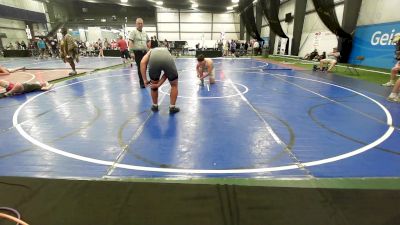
[151,105,159,112]
[169,106,180,114]
[312,65,318,71]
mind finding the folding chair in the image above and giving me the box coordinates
[345,56,364,75]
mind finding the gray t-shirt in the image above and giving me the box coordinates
[129,29,149,50]
[328,52,340,60]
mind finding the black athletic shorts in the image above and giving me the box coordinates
[22,83,42,93]
[148,60,178,82]
[121,49,130,59]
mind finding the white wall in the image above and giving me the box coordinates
[181,23,212,32]
[0,0,50,46]
[180,12,212,23]
[158,33,180,41]
[32,23,48,36]
[156,8,239,47]
[298,0,344,56]
[260,0,346,56]
[234,0,398,57]
[181,33,211,41]
[214,13,240,23]
[87,27,102,43]
[101,30,119,42]
[0,18,28,47]
[357,0,400,26]
[83,26,157,43]
[157,12,179,23]
[260,15,270,38]
[158,23,180,32]
[0,0,45,13]
[305,0,343,12]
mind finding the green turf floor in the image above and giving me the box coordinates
[267,55,395,85]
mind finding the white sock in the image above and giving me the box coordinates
[153,104,158,107]
[170,105,175,108]
[389,93,398,98]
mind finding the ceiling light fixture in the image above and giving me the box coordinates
[121,0,128,3]
[192,3,198,7]
[232,0,239,3]
[156,1,163,5]
[227,6,233,10]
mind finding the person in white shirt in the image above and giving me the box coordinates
[129,18,150,88]
[319,47,340,72]
[253,41,260,55]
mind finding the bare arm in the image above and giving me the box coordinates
[151,74,168,89]
[61,40,67,58]
[7,67,24,73]
[200,73,209,79]
[147,40,151,49]
[207,60,213,74]
[200,60,213,79]
[129,39,134,50]
[196,63,202,77]
[0,66,10,76]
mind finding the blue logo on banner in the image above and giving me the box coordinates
[349,21,400,69]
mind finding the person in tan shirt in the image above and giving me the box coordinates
[60,27,79,76]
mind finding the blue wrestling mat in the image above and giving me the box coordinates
[0,58,399,180]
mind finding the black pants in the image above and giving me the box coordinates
[134,50,147,87]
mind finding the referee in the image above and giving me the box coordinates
[129,18,150,88]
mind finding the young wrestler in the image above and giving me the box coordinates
[0,80,54,98]
[140,47,180,113]
[196,54,215,86]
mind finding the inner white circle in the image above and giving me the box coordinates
[13,72,394,174]
[159,79,249,99]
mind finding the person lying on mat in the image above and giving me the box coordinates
[0,65,25,76]
[0,79,54,98]
[196,54,215,86]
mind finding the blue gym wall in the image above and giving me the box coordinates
[349,21,400,69]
